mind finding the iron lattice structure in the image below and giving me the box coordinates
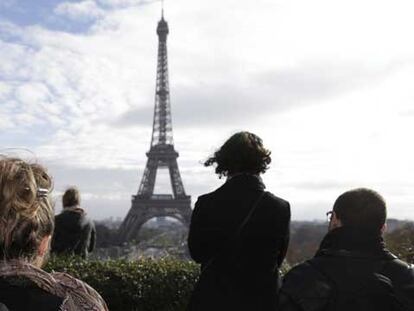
[118,13,191,242]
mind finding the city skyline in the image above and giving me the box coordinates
[1,0,414,221]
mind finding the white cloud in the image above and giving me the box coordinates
[97,0,158,8]
[54,1,105,21]
[0,82,12,100]
[1,0,414,220]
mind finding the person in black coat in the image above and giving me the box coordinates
[279,188,414,311]
[51,187,96,259]
[187,131,291,311]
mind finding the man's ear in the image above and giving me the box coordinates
[329,212,342,231]
[381,223,387,234]
[38,235,51,257]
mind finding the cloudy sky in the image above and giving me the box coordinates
[1,0,414,221]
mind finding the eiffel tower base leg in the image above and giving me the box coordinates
[118,196,191,243]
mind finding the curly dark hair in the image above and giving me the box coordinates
[204,131,271,178]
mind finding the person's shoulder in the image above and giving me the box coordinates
[55,209,70,217]
[76,213,94,231]
[197,192,213,201]
[284,260,321,282]
[57,208,82,219]
[263,192,290,210]
[381,256,414,308]
[52,272,107,310]
[385,256,414,283]
[195,190,217,205]
[282,259,332,299]
[78,209,93,223]
[55,212,63,221]
[54,211,70,224]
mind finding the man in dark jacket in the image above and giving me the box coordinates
[51,187,96,258]
[279,188,414,311]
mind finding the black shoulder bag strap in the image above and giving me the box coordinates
[201,191,267,273]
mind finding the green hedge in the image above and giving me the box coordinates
[45,257,199,311]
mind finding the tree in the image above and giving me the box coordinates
[386,223,414,263]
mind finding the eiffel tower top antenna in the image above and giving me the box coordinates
[161,0,164,18]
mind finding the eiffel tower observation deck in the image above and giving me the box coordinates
[118,10,192,243]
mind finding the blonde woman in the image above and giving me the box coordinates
[0,156,108,311]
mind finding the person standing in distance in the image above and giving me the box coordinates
[187,131,291,311]
[52,187,96,258]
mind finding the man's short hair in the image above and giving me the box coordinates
[62,187,80,207]
[333,188,387,232]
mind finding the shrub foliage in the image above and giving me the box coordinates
[386,223,414,263]
[45,256,199,311]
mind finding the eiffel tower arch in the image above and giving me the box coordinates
[118,11,192,243]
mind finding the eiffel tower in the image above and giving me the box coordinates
[118,10,192,243]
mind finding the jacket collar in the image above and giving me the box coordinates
[316,226,389,258]
[223,173,265,191]
[63,206,85,215]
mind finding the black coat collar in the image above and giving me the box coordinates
[316,226,390,258]
[223,173,266,191]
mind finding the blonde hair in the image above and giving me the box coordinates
[0,156,54,261]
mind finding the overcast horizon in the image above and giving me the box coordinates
[1,0,414,221]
